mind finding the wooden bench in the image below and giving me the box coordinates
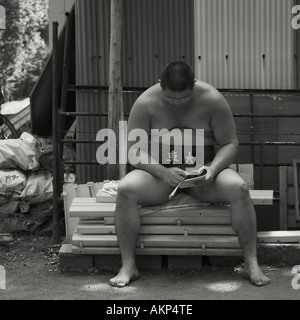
[61,164,300,271]
[59,164,300,271]
[65,164,277,270]
[69,189,274,256]
[70,191,271,255]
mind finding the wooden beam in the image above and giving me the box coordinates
[257,231,300,243]
[52,21,60,244]
[72,233,241,248]
[71,246,243,256]
[107,0,126,180]
[293,159,300,221]
[279,166,288,230]
[76,223,236,235]
[294,0,300,89]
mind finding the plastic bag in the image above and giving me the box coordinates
[20,170,53,204]
[0,132,40,171]
[0,169,27,196]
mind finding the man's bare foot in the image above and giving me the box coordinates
[109,265,140,287]
[242,264,270,286]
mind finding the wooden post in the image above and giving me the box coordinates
[52,22,60,244]
[279,166,288,230]
[107,0,126,180]
[294,0,300,89]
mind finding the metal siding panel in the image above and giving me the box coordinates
[76,0,111,182]
[75,0,194,182]
[194,0,294,89]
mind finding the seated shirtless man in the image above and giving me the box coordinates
[109,61,270,288]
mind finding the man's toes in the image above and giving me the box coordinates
[251,275,270,287]
[109,277,128,287]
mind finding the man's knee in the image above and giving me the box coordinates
[116,180,138,203]
[229,181,250,203]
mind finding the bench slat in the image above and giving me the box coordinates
[72,233,241,248]
[104,216,231,225]
[71,245,243,256]
[257,230,300,243]
[76,223,236,235]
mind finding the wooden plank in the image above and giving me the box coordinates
[79,218,104,223]
[287,166,294,183]
[69,201,115,217]
[76,223,236,235]
[62,184,80,237]
[72,233,241,248]
[288,209,300,229]
[257,231,300,243]
[223,94,250,113]
[249,190,273,205]
[293,159,300,221]
[107,0,125,180]
[288,188,296,205]
[96,190,116,203]
[279,147,300,164]
[77,224,115,234]
[254,94,300,114]
[72,198,99,203]
[279,166,288,230]
[104,216,231,225]
[72,245,243,256]
[141,205,230,217]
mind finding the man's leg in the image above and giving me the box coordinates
[188,168,270,286]
[109,169,173,287]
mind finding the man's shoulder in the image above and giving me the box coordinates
[135,83,161,104]
[195,80,221,98]
[195,81,228,108]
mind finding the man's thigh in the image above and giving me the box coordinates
[119,169,174,206]
[186,168,246,203]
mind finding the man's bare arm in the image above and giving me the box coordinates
[208,91,239,176]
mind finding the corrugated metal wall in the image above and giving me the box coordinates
[75,0,194,182]
[194,0,295,89]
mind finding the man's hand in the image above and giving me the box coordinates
[191,166,216,187]
[161,167,187,187]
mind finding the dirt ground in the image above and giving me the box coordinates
[0,233,299,302]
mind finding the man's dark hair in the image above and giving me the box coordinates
[160,61,195,91]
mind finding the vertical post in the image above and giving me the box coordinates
[279,166,288,230]
[52,22,60,244]
[107,0,126,180]
[59,12,73,191]
[294,0,300,89]
[60,13,72,114]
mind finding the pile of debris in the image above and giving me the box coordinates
[0,132,75,235]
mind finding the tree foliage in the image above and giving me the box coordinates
[0,0,49,101]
